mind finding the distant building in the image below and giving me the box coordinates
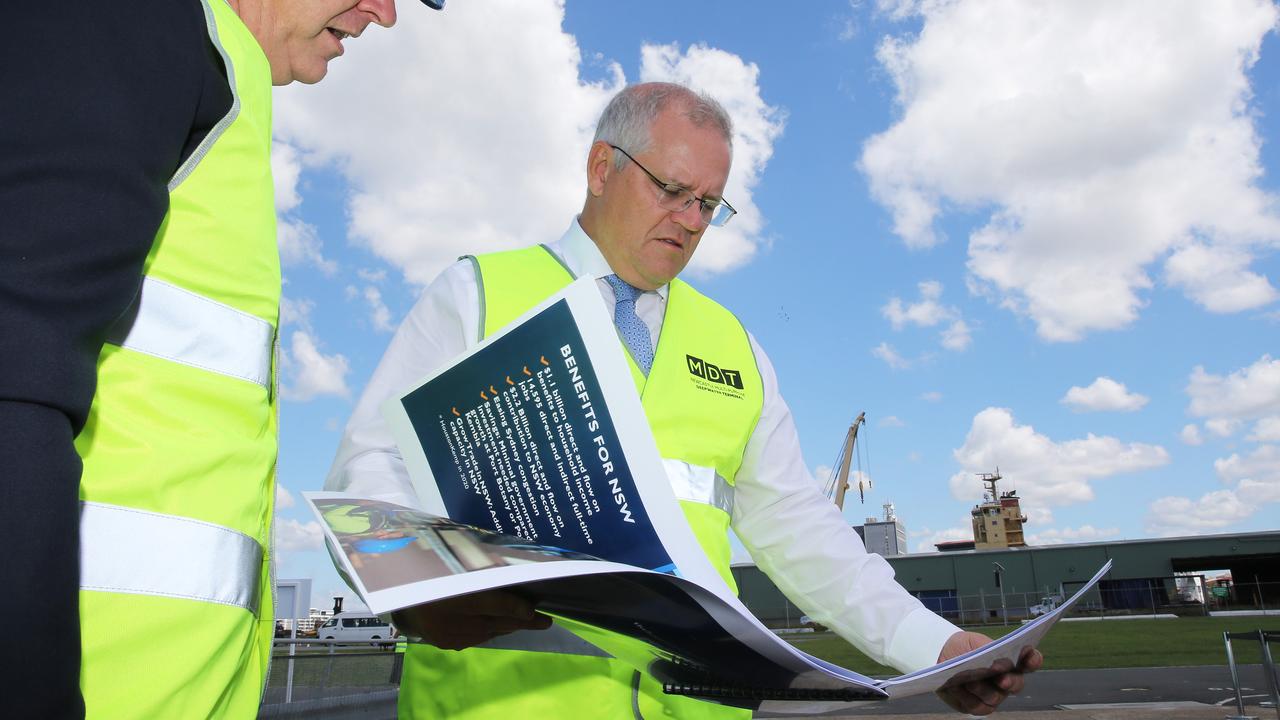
[857,501,908,557]
[970,472,1027,550]
[294,607,332,635]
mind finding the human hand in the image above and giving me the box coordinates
[934,631,1042,715]
[392,590,552,651]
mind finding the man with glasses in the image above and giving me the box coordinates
[327,82,1038,718]
[1,0,446,717]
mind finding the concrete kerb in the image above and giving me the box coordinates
[773,706,1274,720]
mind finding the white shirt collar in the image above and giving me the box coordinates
[556,217,669,300]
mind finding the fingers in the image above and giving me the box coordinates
[392,590,552,651]
[937,677,1009,716]
[1018,647,1044,673]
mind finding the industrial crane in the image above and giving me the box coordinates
[821,412,870,510]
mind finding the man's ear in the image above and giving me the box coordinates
[586,141,613,197]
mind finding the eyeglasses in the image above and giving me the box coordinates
[420,0,445,9]
[609,145,737,228]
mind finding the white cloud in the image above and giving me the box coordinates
[1147,443,1280,535]
[1186,355,1280,434]
[276,484,297,509]
[879,415,906,428]
[861,1,1280,342]
[639,43,787,276]
[1180,423,1204,446]
[276,518,325,553]
[1026,525,1119,546]
[921,391,943,402]
[813,464,833,486]
[272,142,338,276]
[1060,377,1149,413]
[882,280,972,351]
[939,319,971,351]
[1215,444,1280,503]
[359,286,395,333]
[873,341,911,370]
[1165,243,1279,313]
[950,407,1169,508]
[274,1,782,287]
[278,217,338,277]
[279,295,314,330]
[912,524,972,553]
[271,142,304,214]
[282,331,351,402]
[1146,490,1256,536]
[1206,418,1243,438]
[1249,416,1280,442]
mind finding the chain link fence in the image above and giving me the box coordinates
[259,640,401,719]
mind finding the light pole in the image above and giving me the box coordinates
[993,562,1007,626]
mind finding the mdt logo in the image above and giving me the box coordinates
[686,354,744,390]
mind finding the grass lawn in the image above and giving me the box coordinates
[784,616,1275,676]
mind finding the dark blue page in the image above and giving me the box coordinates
[399,299,675,573]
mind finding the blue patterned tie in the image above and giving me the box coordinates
[604,274,654,375]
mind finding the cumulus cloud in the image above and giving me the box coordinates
[1215,444,1280,502]
[950,407,1169,509]
[879,415,906,428]
[1060,377,1149,413]
[1147,443,1280,535]
[1180,424,1204,446]
[276,484,297,509]
[921,391,943,402]
[276,518,325,553]
[1249,417,1280,442]
[1146,490,1256,536]
[274,1,782,287]
[279,295,315,330]
[882,280,972,351]
[873,341,911,370]
[912,524,972,553]
[281,331,351,401]
[348,284,396,333]
[1026,525,1120,546]
[272,142,338,276]
[1186,355,1280,436]
[639,43,787,275]
[861,1,1280,341]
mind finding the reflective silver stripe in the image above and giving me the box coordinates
[106,276,274,388]
[476,626,610,657]
[662,459,734,516]
[80,502,262,614]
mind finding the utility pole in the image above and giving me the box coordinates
[993,562,1007,626]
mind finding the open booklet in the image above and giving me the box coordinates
[306,278,1112,712]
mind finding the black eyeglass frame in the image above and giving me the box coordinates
[609,145,737,228]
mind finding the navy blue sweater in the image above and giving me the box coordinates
[0,2,234,715]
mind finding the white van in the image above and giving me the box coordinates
[317,612,395,642]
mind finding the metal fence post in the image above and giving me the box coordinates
[1259,630,1279,719]
[1224,631,1258,720]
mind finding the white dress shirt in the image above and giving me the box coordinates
[325,218,960,672]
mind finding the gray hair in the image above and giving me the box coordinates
[592,82,733,170]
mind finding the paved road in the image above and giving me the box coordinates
[758,664,1278,716]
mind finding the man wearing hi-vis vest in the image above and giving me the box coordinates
[0,0,449,717]
[325,82,1043,718]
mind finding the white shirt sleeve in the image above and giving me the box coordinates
[731,333,961,673]
[323,260,479,510]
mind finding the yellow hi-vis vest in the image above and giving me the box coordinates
[74,1,279,716]
[399,246,763,719]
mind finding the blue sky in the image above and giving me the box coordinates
[267,0,1280,610]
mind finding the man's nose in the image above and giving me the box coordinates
[671,201,707,233]
[358,0,398,28]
